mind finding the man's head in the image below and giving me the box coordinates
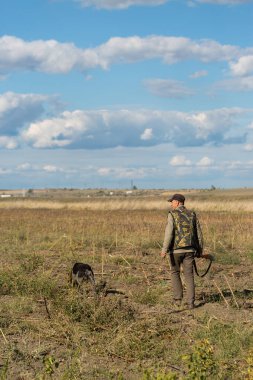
[168,193,185,209]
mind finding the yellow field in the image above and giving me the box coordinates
[0,188,253,379]
[1,187,253,212]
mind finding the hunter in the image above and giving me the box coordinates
[161,193,203,309]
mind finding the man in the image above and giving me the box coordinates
[161,193,203,309]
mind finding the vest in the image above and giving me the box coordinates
[169,206,198,251]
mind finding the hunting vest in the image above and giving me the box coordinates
[169,207,198,251]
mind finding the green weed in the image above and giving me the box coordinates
[43,355,59,377]
[182,339,217,379]
[141,369,178,380]
[242,349,253,379]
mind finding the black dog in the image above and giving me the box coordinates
[70,263,96,292]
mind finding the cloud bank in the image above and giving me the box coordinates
[0,35,247,76]
[22,108,248,149]
[0,92,251,150]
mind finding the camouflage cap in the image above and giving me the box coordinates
[168,193,185,203]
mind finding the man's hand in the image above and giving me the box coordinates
[160,251,167,258]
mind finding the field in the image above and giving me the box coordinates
[0,188,253,379]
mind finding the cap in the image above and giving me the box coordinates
[168,193,185,203]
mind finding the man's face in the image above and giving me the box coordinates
[171,199,180,209]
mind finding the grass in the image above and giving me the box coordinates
[0,190,253,378]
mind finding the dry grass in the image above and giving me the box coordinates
[1,197,253,212]
[0,190,253,379]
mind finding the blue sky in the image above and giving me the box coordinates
[1,0,253,189]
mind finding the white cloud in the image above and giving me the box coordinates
[144,78,194,98]
[244,143,253,151]
[170,155,192,166]
[22,110,87,148]
[0,35,244,75]
[97,166,158,179]
[140,128,153,140]
[217,159,253,175]
[97,167,112,176]
[170,155,214,171]
[42,165,62,173]
[213,76,253,92]
[1,142,253,188]
[76,0,168,9]
[15,162,75,175]
[115,168,147,179]
[0,35,101,74]
[85,74,93,81]
[244,122,253,151]
[225,160,243,170]
[0,168,12,175]
[0,136,18,149]
[196,156,214,166]
[16,163,32,171]
[230,55,253,77]
[190,70,208,79]
[174,167,194,176]
[90,35,242,67]
[0,92,52,137]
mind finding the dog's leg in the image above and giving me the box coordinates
[89,274,96,295]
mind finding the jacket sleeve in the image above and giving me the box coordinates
[161,213,174,254]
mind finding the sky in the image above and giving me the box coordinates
[1,0,253,189]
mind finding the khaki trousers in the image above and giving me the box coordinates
[169,251,195,305]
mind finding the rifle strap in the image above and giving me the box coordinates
[193,258,212,278]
